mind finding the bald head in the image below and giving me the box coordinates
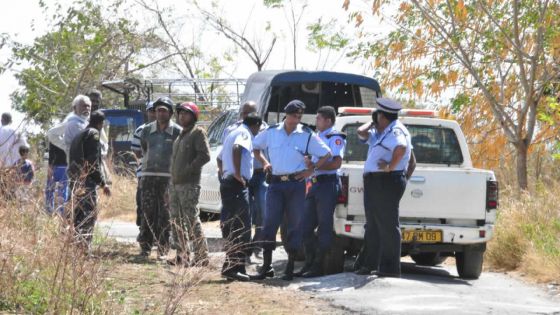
[239,101,257,119]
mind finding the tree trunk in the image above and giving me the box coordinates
[516,140,529,190]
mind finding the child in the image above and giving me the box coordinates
[14,145,35,185]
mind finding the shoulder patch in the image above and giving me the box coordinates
[326,132,347,139]
[335,138,343,146]
[393,128,403,136]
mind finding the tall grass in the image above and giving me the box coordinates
[0,176,111,313]
[486,170,560,282]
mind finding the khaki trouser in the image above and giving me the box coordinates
[169,183,208,263]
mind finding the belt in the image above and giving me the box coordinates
[364,171,405,178]
[270,172,302,183]
[223,175,250,182]
[310,174,337,184]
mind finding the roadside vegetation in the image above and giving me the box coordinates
[0,166,334,314]
[486,167,560,283]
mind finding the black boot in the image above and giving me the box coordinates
[302,249,325,278]
[294,246,314,277]
[281,251,296,281]
[250,249,274,280]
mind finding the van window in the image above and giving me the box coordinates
[342,123,463,165]
[266,83,377,125]
[207,110,238,146]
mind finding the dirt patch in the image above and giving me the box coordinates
[96,242,343,314]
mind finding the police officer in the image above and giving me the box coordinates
[296,106,346,278]
[217,113,263,281]
[355,98,413,277]
[219,101,268,258]
[252,100,331,281]
[67,111,111,249]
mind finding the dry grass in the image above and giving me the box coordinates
[0,175,113,313]
[97,172,137,222]
[486,180,560,283]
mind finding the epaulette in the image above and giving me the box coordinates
[326,131,347,139]
[300,123,315,133]
[267,123,280,129]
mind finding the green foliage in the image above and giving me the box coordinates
[306,18,349,52]
[263,0,284,8]
[7,0,162,127]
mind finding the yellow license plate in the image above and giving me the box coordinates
[402,230,442,243]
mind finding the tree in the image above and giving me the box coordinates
[6,0,163,126]
[264,0,308,69]
[195,2,277,72]
[306,17,350,70]
[346,0,560,190]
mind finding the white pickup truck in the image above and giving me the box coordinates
[323,107,499,279]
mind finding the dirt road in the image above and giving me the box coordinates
[98,220,560,315]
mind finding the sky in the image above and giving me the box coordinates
[0,0,379,128]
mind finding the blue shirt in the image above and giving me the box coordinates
[362,120,412,173]
[221,120,268,169]
[313,127,346,176]
[253,123,330,175]
[221,124,254,180]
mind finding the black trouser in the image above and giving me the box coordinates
[73,179,99,247]
[361,172,406,274]
[220,177,251,273]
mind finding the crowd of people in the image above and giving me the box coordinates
[2,92,415,282]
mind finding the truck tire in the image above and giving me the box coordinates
[322,235,346,275]
[411,252,447,266]
[455,247,484,279]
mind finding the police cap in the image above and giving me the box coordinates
[284,99,305,114]
[375,98,402,114]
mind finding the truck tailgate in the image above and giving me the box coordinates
[344,165,490,220]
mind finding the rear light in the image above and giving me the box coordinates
[399,109,437,117]
[338,107,374,115]
[345,225,352,233]
[337,175,349,205]
[486,180,499,210]
[479,230,486,238]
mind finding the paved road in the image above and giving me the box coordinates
[98,220,560,315]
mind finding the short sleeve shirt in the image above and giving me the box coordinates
[363,120,412,173]
[313,127,346,176]
[253,123,330,175]
[221,124,254,180]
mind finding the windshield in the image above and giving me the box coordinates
[342,123,464,165]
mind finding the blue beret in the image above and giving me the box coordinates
[284,99,306,113]
[375,98,402,114]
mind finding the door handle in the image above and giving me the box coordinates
[409,176,425,183]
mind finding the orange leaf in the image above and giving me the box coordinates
[342,0,350,10]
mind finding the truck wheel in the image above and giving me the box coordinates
[411,252,447,266]
[455,247,484,279]
[322,235,346,275]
